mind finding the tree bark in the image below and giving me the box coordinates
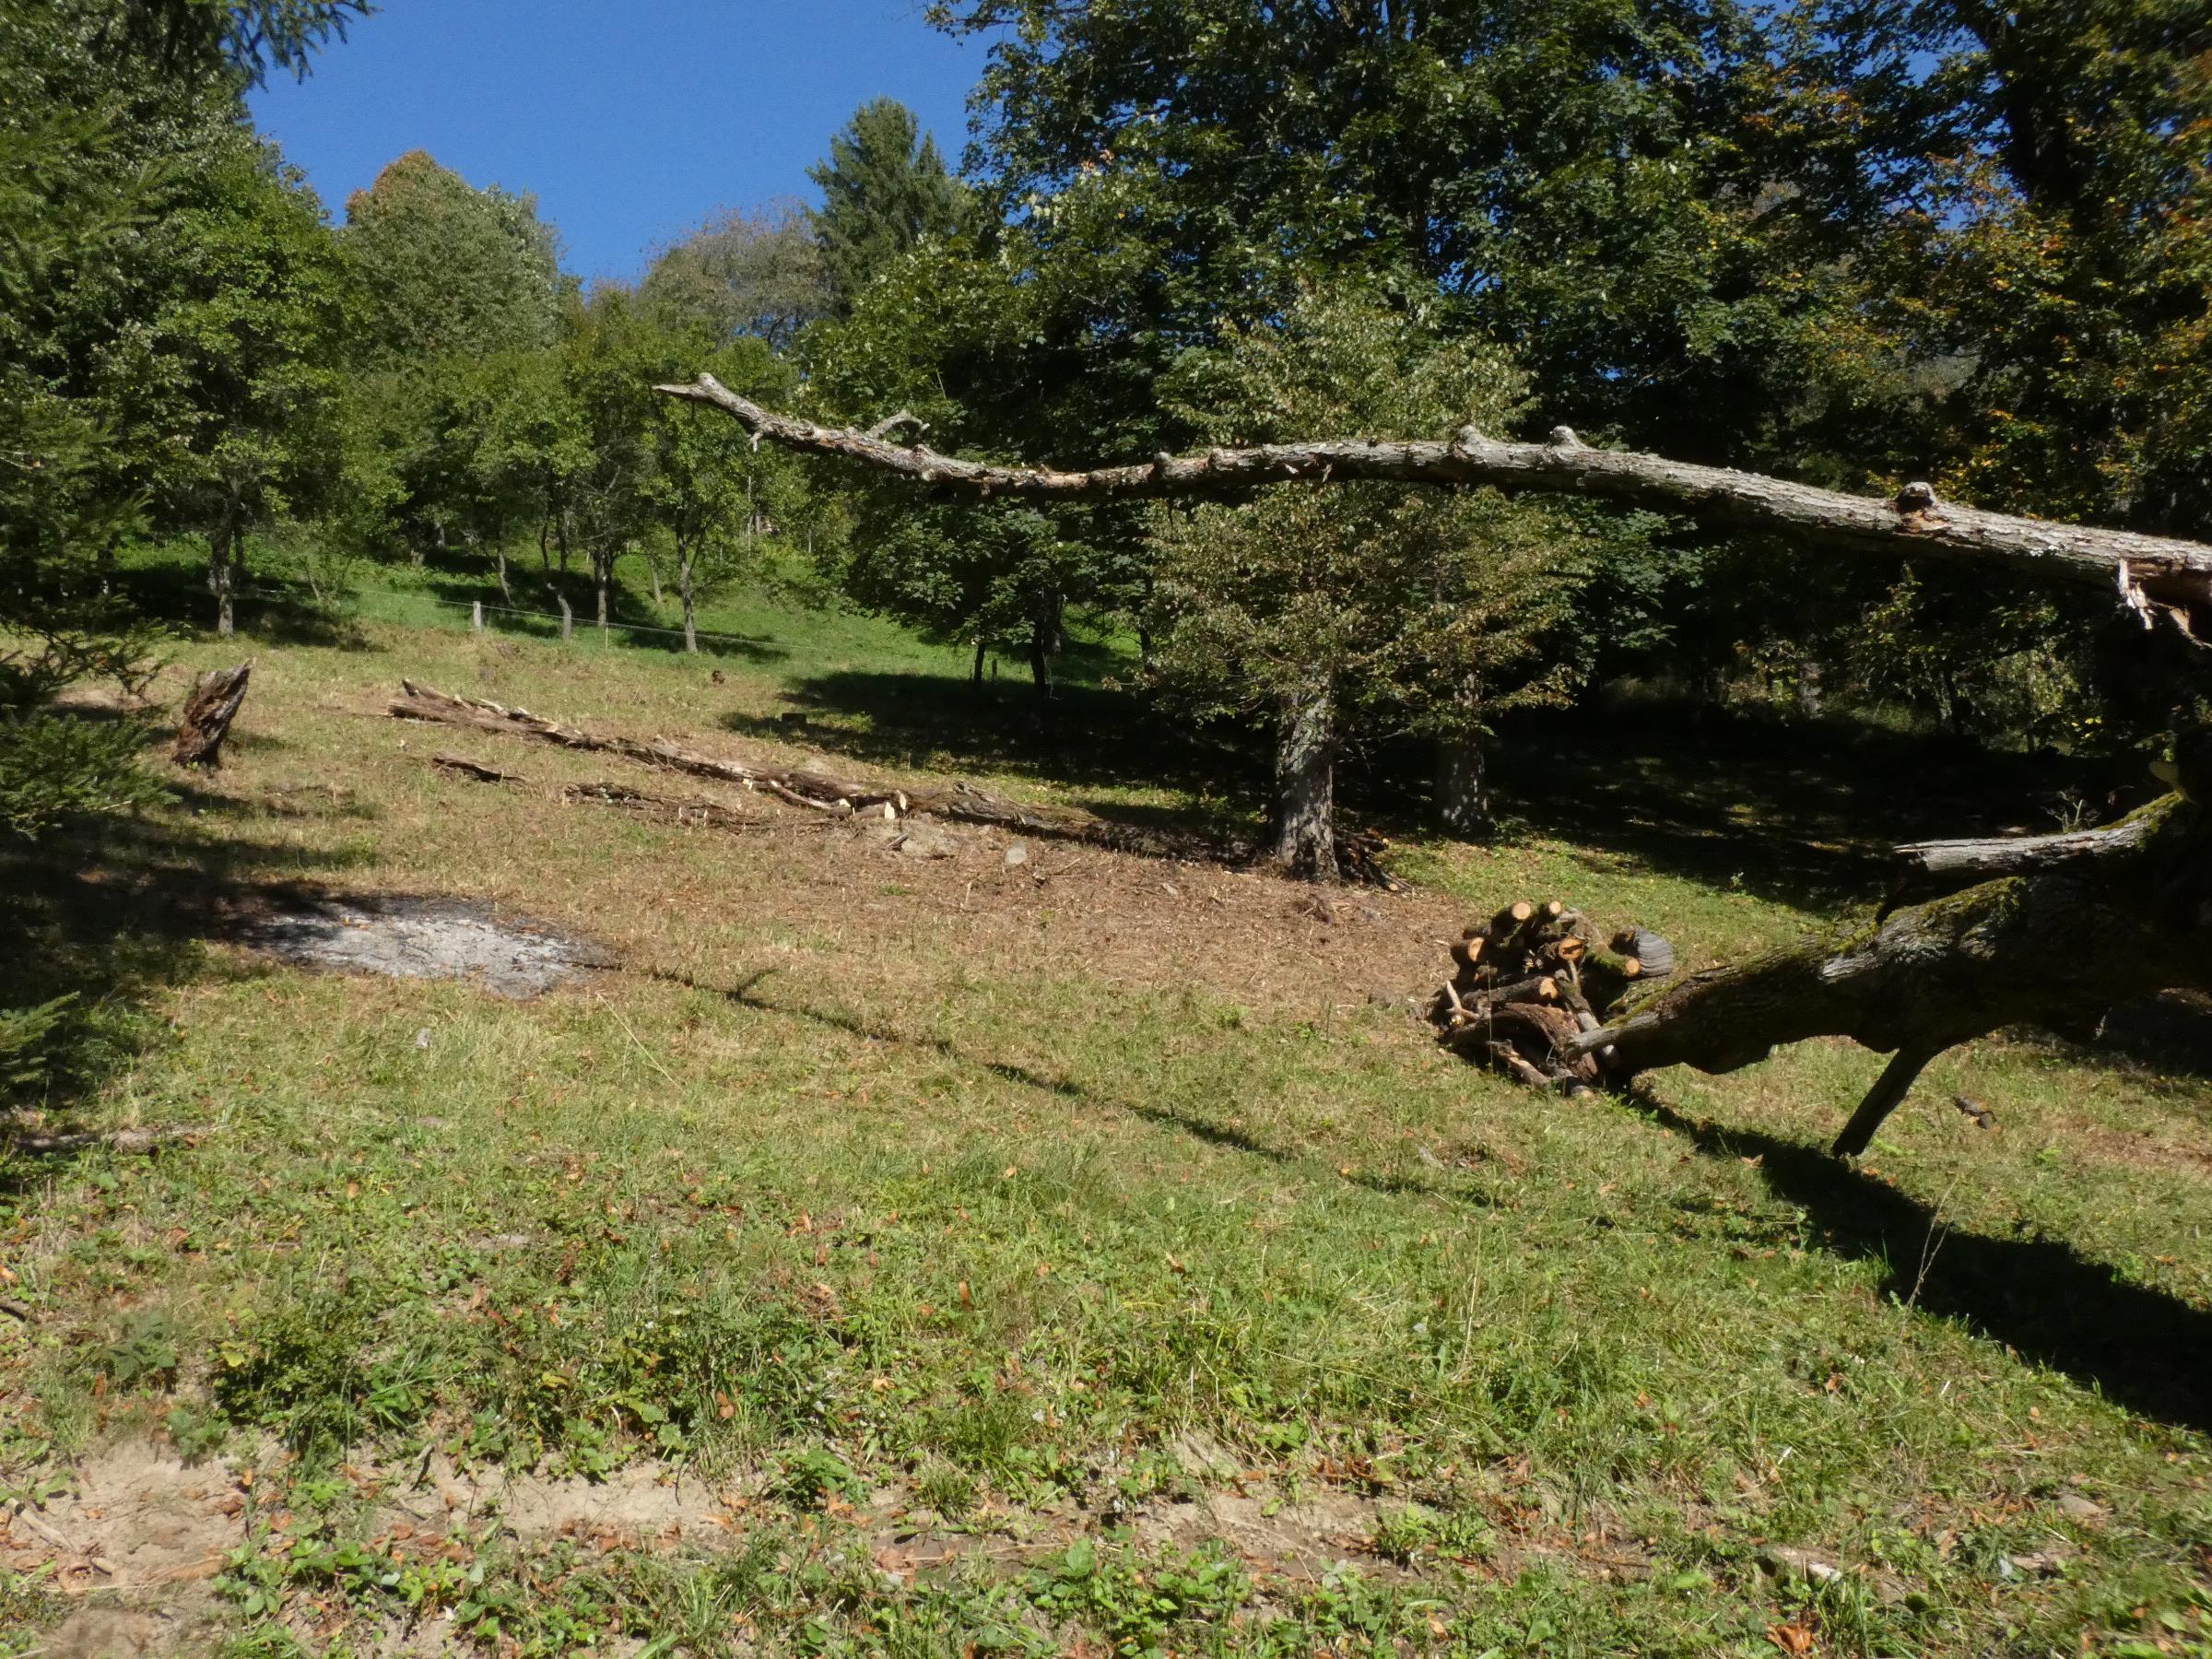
[654,377,2212,641]
[208,514,236,638]
[642,541,665,609]
[1434,677,1488,835]
[1275,678,1337,881]
[173,662,251,768]
[1028,618,1054,700]
[678,539,699,654]
[1435,731,1488,836]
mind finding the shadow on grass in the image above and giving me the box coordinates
[1628,1086,2212,1434]
[1472,700,2155,915]
[0,806,368,1194]
[108,557,373,651]
[671,963,2211,1433]
[722,667,1263,806]
[418,569,792,664]
[644,965,1505,1212]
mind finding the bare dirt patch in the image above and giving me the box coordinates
[239,893,615,999]
[2,1439,240,1656]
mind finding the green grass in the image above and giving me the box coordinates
[2,550,2209,1656]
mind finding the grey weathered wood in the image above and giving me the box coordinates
[1888,812,2159,909]
[656,374,2212,638]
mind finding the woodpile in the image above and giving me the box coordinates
[1427,899,1675,1092]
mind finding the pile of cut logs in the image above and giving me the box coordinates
[1427,899,1674,1092]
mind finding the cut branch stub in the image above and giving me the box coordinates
[656,375,2212,641]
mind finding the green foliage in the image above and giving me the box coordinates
[640,199,828,352]
[806,98,976,317]
[1150,288,1594,731]
[339,149,563,367]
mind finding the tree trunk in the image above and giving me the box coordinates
[1275,678,1337,881]
[556,510,573,574]
[1435,731,1488,836]
[208,516,236,638]
[594,552,610,635]
[972,636,987,688]
[1028,618,1054,700]
[678,541,698,654]
[1434,677,1488,836]
[538,518,553,573]
[493,538,512,604]
[173,661,251,768]
[642,542,665,609]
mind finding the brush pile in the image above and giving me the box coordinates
[1427,899,1675,1092]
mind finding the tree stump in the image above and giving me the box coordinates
[172,662,252,769]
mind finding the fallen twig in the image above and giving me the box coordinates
[432,752,526,783]
[5,1124,218,1157]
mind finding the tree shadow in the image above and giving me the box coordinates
[108,557,374,651]
[1625,1086,2212,1433]
[418,568,793,664]
[1470,700,2153,915]
[0,807,369,1193]
[655,962,2207,1430]
[721,668,1262,803]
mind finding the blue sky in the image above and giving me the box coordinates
[248,0,995,285]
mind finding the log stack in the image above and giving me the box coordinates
[1428,900,1674,1092]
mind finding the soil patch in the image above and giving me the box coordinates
[239,893,614,999]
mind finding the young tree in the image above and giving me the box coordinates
[1147,290,1608,875]
[803,199,1164,698]
[807,98,976,315]
[112,132,349,635]
[646,337,800,651]
[557,288,669,632]
[340,150,564,367]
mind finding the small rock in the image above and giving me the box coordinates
[892,822,959,859]
[1760,1546,1842,1584]
[2057,1492,2105,1523]
[1366,984,1403,1010]
[1003,841,1030,869]
[414,1028,432,1050]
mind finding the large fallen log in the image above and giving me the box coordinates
[385,681,1419,879]
[172,662,252,769]
[655,376,2212,640]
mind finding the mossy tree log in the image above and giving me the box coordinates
[1563,785,2212,1152]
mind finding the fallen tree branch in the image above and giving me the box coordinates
[560,782,766,834]
[656,376,2212,639]
[432,752,526,783]
[5,1124,218,1156]
[1887,810,2160,911]
[384,680,1376,876]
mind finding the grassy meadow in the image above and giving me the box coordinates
[2,548,2208,1657]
